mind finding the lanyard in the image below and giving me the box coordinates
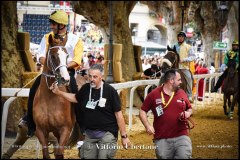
[161,90,175,109]
[89,81,103,101]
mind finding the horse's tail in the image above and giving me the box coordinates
[66,122,83,148]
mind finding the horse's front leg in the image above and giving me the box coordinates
[35,129,50,159]
[223,94,228,115]
[226,95,234,120]
[54,127,72,159]
[229,94,238,119]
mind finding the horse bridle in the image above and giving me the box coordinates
[42,46,69,88]
[47,46,68,71]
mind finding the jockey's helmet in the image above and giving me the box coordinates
[232,40,239,46]
[177,31,186,38]
[49,10,68,25]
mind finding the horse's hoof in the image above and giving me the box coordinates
[55,154,64,159]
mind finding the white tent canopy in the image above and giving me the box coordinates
[135,41,167,49]
[135,41,167,56]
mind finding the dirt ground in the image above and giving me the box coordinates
[3,98,239,159]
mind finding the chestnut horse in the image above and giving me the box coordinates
[1,73,87,159]
[33,34,79,159]
[1,74,87,159]
[222,59,239,119]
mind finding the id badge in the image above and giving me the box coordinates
[86,101,96,109]
[156,105,164,117]
[99,98,106,107]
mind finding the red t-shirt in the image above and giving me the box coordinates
[141,86,192,140]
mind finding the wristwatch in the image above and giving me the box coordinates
[121,134,128,138]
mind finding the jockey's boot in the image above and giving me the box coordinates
[27,114,36,137]
[27,126,35,138]
[211,79,222,92]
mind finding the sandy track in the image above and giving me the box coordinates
[3,100,239,159]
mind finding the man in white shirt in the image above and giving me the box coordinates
[209,62,215,74]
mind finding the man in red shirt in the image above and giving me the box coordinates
[140,69,193,159]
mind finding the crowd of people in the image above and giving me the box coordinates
[74,24,104,56]
[76,51,105,81]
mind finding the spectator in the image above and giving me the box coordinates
[88,54,95,67]
[141,64,161,79]
[195,60,203,75]
[142,58,151,71]
[197,63,209,101]
[220,63,227,73]
[209,62,215,74]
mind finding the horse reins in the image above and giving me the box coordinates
[179,112,196,130]
[14,73,42,97]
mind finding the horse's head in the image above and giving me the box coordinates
[47,34,70,86]
[160,45,180,73]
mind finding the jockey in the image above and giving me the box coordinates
[211,40,239,92]
[172,31,196,102]
[23,10,84,137]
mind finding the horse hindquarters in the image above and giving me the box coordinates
[1,125,29,159]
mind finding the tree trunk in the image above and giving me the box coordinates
[73,1,137,81]
[1,1,25,134]
[227,1,239,45]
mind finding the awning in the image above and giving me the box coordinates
[135,41,167,49]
